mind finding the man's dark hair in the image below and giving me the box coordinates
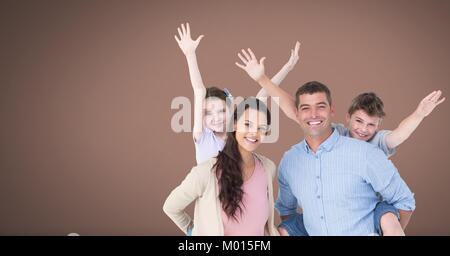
[295,81,332,107]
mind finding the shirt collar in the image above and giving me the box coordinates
[301,128,340,154]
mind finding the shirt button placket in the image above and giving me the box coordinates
[317,152,327,234]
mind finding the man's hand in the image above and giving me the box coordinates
[235,48,266,82]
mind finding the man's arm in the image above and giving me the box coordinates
[274,158,299,221]
[276,165,298,236]
[386,90,445,149]
[236,48,300,124]
[256,42,300,101]
[365,147,416,231]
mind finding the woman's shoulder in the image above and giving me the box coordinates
[191,157,218,178]
[253,153,276,175]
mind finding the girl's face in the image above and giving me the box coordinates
[204,97,227,133]
[235,108,270,153]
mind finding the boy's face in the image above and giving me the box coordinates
[296,92,334,138]
[346,110,382,141]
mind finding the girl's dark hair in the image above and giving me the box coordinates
[213,97,271,221]
[205,86,227,101]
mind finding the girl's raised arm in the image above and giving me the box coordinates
[175,23,206,139]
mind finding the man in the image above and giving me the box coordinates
[236,48,416,235]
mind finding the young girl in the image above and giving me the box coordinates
[174,22,300,163]
[163,97,279,236]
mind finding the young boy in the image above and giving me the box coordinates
[335,91,445,159]
[332,91,444,235]
[234,47,445,235]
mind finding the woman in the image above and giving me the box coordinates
[163,97,279,236]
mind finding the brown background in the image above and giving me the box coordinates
[1,0,449,235]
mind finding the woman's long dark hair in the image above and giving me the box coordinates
[213,97,271,220]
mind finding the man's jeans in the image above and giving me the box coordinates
[279,201,399,236]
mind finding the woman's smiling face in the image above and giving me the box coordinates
[234,108,270,153]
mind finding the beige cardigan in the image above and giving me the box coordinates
[163,153,279,236]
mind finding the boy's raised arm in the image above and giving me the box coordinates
[386,90,445,149]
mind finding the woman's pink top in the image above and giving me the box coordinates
[221,157,269,236]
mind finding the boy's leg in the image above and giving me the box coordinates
[374,201,404,236]
[278,213,309,236]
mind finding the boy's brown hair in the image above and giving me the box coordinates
[348,92,386,118]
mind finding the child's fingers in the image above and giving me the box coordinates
[423,91,437,101]
[177,27,183,39]
[238,53,247,64]
[181,23,186,35]
[436,97,446,105]
[174,35,181,43]
[294,41,300,54]
[259,57,266,65]
[186,22,190,36]
[248,48,256,60]
[235,62,246,70]
[195,35,204,43]
[431,90,442,102]
[241,49,251,61]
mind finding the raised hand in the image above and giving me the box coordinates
[174,23,204,56]
[284,41,301,71]
[235,48,266,82]
[415,90,446,118]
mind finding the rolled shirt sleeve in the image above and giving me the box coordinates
[275,157,299,216]
[364,146,416,211]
